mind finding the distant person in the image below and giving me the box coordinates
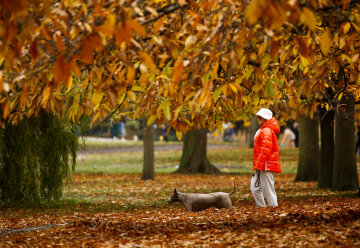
[223,122,234,142]
[251,108,281,208]
[120,120,126,141]
[292,122,299,148]
[281,126,296,148]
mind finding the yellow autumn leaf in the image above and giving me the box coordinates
[342,22,351,34]
[300,8,317,31]
[228,83,238,94]
[66,76,73,93]
[176,130,182,141]
[41,86,52,108]
[98,14,116,36]
[90,92,104,108]
[320,30,332,55]
[147,115,157,126]
[163,101,171,121]
[245,0,261,25]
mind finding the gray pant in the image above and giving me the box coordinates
[250,170,278,207]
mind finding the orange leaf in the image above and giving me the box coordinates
[79,38,94,64]
[55,34,65,52]
[3,102,10,119]
[69,59,81,77]
[154,16,166,33]
[115,22,132,45]
[172,58,184,83]
[127,19,146,37]
[88,34,103,51]
[20,85,28,105]
[29,40,38,64]
[127,67,136,83]
[140,52,157,72]
[54,55,70,85]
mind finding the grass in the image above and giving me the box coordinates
[75,146,299,174]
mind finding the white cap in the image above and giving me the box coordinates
[256,108,273,120]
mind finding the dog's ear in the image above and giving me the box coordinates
[173,188,178,195]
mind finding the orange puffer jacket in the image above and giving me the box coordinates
[253,117,281,173]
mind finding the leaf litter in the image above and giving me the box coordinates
[0,173,359,247]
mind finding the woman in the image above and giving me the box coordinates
[251,108,281,207]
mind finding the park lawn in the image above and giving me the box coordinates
[1,146,360,247]
[74,147,299,174]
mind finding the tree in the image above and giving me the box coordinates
[176,128,220,174]
[318,107,335,189]
[0,112,77,202]
[295,114,319,182]
[1,0,359,194]
[333,95,359,190]
[141,122,155,180]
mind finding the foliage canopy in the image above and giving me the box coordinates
[1,0,360,134]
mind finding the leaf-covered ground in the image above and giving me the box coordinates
[1,173,359,247]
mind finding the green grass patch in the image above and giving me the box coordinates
[74,146,299,174]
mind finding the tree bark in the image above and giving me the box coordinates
[318,107,335,189]
[295,114,319,181]
[248,116,258,148]
[332,94,359,191]
[141,123,154,180]
[176,128,220,174]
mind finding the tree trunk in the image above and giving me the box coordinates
[248,116,258,148]
[332,95,359,191]
[318,107,335,189]
[295,114,319,181]
[176,128,220,174]
[141,123,154,180]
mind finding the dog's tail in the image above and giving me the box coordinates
[229,181,236,196]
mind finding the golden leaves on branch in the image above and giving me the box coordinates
[115,19,146,45]
[140,52,157,72]
[54,55,70,86]
[300,7,317,31]
[79,34,103,64]
[245,0,287,30]
[319,30,332,56]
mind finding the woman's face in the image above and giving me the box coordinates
[256,115,266,125]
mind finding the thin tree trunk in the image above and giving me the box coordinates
[176,128,220,174]
[141,123,154,180]
[248,116,258,148]
[332,94,359,191]
[318,107,335,189]
[295,114,319,181]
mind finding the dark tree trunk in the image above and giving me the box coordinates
[248,116,258,148]
[141,123,154,180]
[318,107,335,189]
[332,95,359,191]
[176,128,220,174]
[295,114,319,181]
